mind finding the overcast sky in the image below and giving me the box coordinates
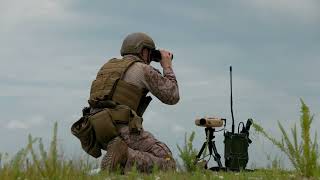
[0,0,319,169]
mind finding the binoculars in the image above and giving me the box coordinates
[150,49,174,62]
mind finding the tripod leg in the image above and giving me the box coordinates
[196,142,207,159]
[211,141,223,168]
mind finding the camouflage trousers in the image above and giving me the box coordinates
[101,126,176,173]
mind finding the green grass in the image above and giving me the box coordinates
[176,131,199,172]
[0,125,307,180]
[253,99,319,178]
[0,99,319,179]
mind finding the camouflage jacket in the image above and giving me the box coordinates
[122,55,180,105]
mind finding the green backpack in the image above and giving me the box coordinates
[224,132,250,171]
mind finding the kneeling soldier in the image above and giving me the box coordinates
[73,32,179,173]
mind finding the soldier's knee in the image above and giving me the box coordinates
[162,156,176,171]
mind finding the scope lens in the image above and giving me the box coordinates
[199,118,206,125]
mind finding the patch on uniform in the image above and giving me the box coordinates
[165,155,172,161]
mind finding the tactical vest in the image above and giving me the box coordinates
[71,57,152,158]
[89,57,150,115]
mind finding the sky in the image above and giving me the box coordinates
[0,0,319,169]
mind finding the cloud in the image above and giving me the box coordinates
[5,115,45,129]
[6,121,28,129]
[0,0,67,29]
[245,0,320,23]
[0,0,319,169]
[171,124,186,134]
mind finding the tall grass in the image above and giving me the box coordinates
[176,131,210,172]
[1,105,320,179]
[0,122,94,179]
[253,99,319,177]
[176,131,198,172]
[266,154,283,169]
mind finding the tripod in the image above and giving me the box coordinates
[196,127,223,170]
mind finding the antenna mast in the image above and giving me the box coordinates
[230,66,235,134]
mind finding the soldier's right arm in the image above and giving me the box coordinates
[142,65,180,105]
[123,61,180,105]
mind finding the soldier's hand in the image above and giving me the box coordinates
[159,50,173,69]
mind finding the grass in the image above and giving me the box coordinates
[253,99,319,178]
[0,99,319,179]
[176,131,199,172]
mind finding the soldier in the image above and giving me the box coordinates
[89,32,179,173]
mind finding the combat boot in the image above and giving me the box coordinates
[100,136,128,172]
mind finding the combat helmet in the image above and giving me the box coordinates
[120,32,156,56]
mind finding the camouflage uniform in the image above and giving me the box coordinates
[100,55,179,173]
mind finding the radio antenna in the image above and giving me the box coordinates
[230,66,235,134]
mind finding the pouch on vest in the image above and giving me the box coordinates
[110,105,143,134]
[71,116,102,158]
[109,105,131,124]
[89,109,119,149]
[128,110,143,134]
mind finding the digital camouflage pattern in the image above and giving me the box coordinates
[101,126,176,173]
[143,66,179,105]
[100,54,179,173]
[123,55,179,105]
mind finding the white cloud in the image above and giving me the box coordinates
[5,115,45,129]
[6,120,28,129]
[0,84,87,98]
[0,0,67,29]
[142,110,163,131]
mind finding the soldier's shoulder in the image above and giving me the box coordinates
[100,58,119,66]
[129,61,146,70]
[136,63,161,75]
[106,57,120,63]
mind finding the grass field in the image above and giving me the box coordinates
[1,100,319,179]
[0,126,316,180]
[0,160,304,180]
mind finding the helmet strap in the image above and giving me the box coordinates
[139,48,151,64]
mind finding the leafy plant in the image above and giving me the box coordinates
[176,131,198,172]
[253,99,319,177]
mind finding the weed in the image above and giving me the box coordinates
[176,131,199,172]
[253,99,319,177]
